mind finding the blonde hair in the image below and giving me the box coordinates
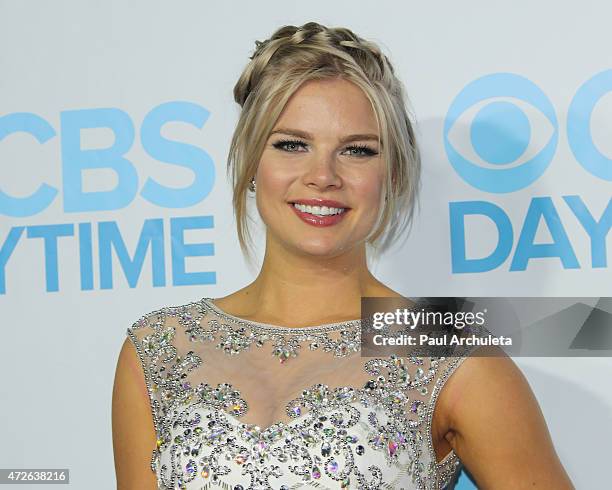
[228,22,421,266]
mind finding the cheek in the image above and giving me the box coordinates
[257,157,292,192]
[254,157,297,215]
[351,168,384,205]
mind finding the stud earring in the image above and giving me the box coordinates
[248,177,256,193]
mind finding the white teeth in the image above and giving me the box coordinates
[293,203,346,216]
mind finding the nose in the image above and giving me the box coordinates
[301,152,342,190]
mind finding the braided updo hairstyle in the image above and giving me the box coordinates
[228,22,421,264]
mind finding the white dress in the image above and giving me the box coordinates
[126,297,479,490]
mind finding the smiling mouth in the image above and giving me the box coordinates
[289,202,349,216]
[288,202,350,227]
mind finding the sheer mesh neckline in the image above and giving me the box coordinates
[202,297,362,333]
[127,299,470,488]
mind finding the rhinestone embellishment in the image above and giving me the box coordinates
[126,298,473,489]
[201,298,363,364]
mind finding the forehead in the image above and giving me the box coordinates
[273,78,379,135]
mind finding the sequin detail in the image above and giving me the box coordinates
[126,298,473,489]
[192,299,363,364]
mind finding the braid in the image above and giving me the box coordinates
[233,22,397,107]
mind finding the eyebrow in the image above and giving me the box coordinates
[270,127,381,145]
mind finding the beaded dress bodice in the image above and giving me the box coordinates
[126,297,474,490]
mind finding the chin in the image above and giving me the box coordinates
[291,238,350,257]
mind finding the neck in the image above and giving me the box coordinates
[232,233,395,326]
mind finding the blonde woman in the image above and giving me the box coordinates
[112,22,573,489]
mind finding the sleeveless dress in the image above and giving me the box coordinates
[126,297,479,490]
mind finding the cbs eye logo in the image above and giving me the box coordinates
[444,70,612,192]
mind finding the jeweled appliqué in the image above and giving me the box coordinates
[126,298,471,489]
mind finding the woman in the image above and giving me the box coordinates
[112,22,573,489]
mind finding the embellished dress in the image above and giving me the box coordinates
[126,297,477,490]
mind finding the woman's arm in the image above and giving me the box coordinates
[111,338,159,490]
[437,348,574,489]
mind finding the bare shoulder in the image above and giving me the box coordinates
[112,338,158,489]
[436,346,574,489]
[437,346,520,419]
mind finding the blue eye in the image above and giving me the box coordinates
[272,139,307,152]
[271,139,379,157]
[343,145,379,157]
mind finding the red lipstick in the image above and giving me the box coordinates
[288,199,350,227]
